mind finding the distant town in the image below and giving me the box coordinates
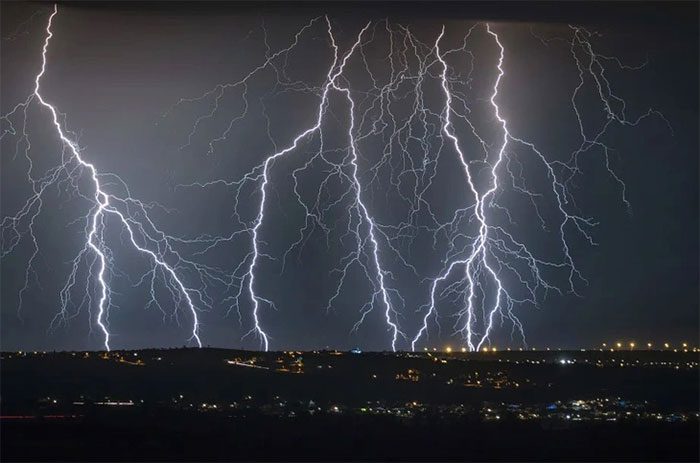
[2,347,698,460]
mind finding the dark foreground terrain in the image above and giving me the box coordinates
[2,348,698,461]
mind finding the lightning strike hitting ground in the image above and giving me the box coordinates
[179,20,405,350]
[2,5,222,350]
[411,23,669,351]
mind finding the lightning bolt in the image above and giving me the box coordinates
[412,23,669,351]
[178,19,407,351]
[2,5,223,350]
[412,24,512,352]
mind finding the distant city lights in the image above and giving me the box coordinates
[410,341,698,353]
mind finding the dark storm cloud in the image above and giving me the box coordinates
[1,1,697,351]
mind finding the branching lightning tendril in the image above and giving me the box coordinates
[3,6,209,351]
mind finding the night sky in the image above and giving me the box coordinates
[1,2,697,351]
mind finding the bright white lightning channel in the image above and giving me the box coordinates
[177,18,412,351]
[240,20,404,351]
[412,24,513,352]
[2,5,206,350]
[411,23,667,351]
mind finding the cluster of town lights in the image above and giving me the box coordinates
[423,342,696,354]
[602,342,693,352]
